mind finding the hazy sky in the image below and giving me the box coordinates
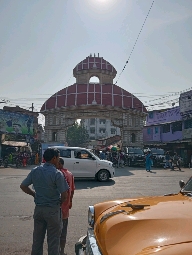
[0,0,192,121]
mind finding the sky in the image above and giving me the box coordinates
[0,0,192,124]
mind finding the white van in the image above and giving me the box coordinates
[49,146,115,182]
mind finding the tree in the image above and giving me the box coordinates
[66,121,89,147]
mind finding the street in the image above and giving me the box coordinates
[0,165,191,255]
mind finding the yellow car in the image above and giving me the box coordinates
[75,178,192,255]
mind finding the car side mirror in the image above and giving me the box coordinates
[91,156,96,160]
[179,180,185,189]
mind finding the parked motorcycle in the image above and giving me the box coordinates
[15,157,22,168]
[0,157,8,168]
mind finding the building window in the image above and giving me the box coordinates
[111,128,116,135]
[52,132,57,141]
[171,121,182,133]
[131,133,136,143]
[132,117,136,126]
[90,136,95,140]
[90,118,95,125]
[148,112,153,119]
[90,127,95,134]
[99,128,106,134]
[147,128,151,134]
[99,119,106,124]
[155,127,158,134]
[184,119,192,129]
[162,124,170,133]
[52,116,56,125]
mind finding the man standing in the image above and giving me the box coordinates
[20,148,69,255]
[171,152,181,171]
[57,157,75,255]
[164,151,171,169]
[145,149,152,172]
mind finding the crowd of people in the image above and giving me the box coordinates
[4,150,40,167]
[145,149,182,172]
[94,147,183,172]
[94,147,126,168]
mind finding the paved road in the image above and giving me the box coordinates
[0,165,191,255]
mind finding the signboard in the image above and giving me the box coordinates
[146,107,181,125]
[0,110,34,135]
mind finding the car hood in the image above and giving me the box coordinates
[94,194,192,255]
[100,160,113,165]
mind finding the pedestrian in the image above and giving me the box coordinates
[20,148,69,255]
[164,151,171,169]
[171,152,181,171]
[22,150,27,167]
[111,150,118,167]
[100,150,106,160]
[145,149,152,172]
[8,153,13,164]
[57,157,75,255]
[119,150,125,168]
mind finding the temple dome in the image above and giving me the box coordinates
[40,83,147,112]
[40,55,146,113]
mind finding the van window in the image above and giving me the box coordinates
[60,149,71,158]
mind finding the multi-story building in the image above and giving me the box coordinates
[81,118,121,140]
[143,89,192,165]
[180,90,192,140]
[143,106,182,145]
[179,90,192,164]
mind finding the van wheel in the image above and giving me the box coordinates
[97,170,109,182]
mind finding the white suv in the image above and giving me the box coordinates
[49,146,115,182]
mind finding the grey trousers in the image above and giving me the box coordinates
[31,205,62,255]
[60,218,68,248]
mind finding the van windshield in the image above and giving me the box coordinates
[128,148,143,154]
[151,149,164,155]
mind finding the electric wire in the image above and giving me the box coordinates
[115,0,155,85]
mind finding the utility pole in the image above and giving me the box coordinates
[30,103,34,112]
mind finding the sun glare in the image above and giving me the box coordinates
[88,0,118,12]
[95,0,110,4]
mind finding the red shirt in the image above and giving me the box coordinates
[60,168,75,219]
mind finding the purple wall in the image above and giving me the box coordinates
[143,126,161,142]
[143,125,182,143]
[146,106,181,126]
[161,131,182,142]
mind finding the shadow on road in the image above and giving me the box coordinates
[114,167,135,177]
[74,178,115,190]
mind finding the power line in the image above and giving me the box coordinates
[115,0,155,85]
